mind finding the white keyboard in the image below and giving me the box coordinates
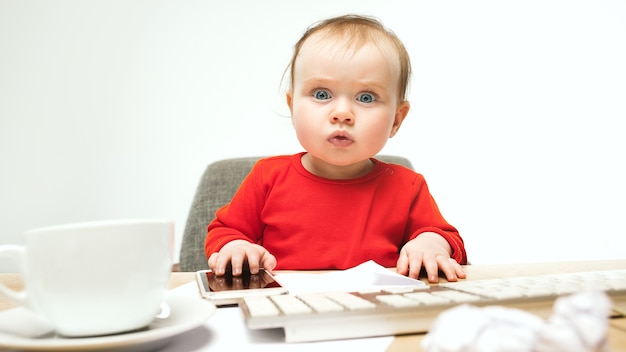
[240,269,626,342]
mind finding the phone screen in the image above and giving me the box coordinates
[203,269,282,292]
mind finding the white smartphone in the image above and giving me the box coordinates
[195,268,288,306]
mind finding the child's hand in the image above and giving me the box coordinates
[207,240,277,276]
[396,232,466,283]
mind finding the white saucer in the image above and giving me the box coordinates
[0,294,216,351]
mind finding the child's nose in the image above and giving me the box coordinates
[330,99,354,124]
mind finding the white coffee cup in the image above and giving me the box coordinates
[0,219,174,337]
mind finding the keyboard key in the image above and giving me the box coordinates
[431,290,482,303]
[270,295,313,315]
[324,292,376,310]
[298,294,345,313]
[243,296,280,317]
[404,292,451,305]
[376,294,421,307]
[383,285,430,294]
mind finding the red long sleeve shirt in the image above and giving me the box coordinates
[205,153,466,270]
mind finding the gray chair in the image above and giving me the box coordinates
[177,155,414,272]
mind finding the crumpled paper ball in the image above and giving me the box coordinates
[422,290,612,352]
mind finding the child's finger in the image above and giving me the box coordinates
[261,252,277,272]
[395,251,410,276]
[423,256,440,283]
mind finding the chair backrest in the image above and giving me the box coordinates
[178,155,414,272]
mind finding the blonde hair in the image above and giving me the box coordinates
[288,14,411,102]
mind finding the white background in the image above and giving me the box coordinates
[1,0,625,271]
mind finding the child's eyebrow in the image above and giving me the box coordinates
[301,77,338,87]
[354,80,389,92]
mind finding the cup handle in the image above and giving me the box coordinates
[0,245,28,306]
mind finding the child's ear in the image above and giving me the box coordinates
[390,101,410,138]
[286,91,294,115]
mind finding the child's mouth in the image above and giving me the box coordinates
[328,132,354,147]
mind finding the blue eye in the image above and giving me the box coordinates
[357,93,375,103]
[313,90,331,100]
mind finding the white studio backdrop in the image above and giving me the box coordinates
[1,0,625,271]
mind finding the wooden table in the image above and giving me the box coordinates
[1,260,625,351]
